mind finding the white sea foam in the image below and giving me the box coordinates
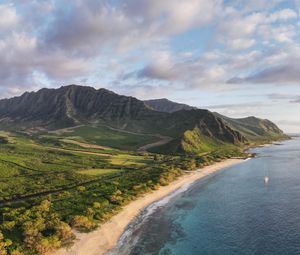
[108,182,195,255]
[108,159,250,255]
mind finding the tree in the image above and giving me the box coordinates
[39,200,51,213]
[77,186,86,192]
[1,221,16,231]
[86,208,95,219]
[0,231,12,255]
[22,218,45,249]
[93,202,101,209]
[71,215,96,231]
[36,235,61,254]
[55,222,74,242]
[11,248,24,255]
[46,213,61,229]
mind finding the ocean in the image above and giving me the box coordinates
[110,137,300,255]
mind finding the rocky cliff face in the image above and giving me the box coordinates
[144,98,196,113]
[144,109,246,144]
[0,85,157,128]
[213,114,285,140]
[195,110,246,144]
[0,85,286,154]
[142,98,286,142]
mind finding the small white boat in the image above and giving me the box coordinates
[264,176,269,184]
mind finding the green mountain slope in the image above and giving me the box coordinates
[143,98,288,146]
[213,113,287,143]
[144,98,196,113]
[0,85,287,154]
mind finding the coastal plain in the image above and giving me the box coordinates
[0,85,287,255]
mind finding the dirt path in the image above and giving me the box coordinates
[48,125,84,135]
[31,144,111,157]
[137,135,173,152]
[61,139,111,150]
[97,125,173,152]
[51,124,173,152]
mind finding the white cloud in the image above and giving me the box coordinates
[259,24,296,43]
[268,8,297,22]
[0,4,18,31]
[227,42,300,85]
[0,0,299,100]
[125,0,222,34]
[229,0,286,13]
[137,51,177,80]
[230,38,256,50]
[218,11,264,39]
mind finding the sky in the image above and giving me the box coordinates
[0,0,300,132]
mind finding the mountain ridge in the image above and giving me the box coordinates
[144,98,197,113]
[143,98,285,142]
[0,85,287,154]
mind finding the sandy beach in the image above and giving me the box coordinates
[52,158,245,255]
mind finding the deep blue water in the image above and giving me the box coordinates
[111,137,300,255]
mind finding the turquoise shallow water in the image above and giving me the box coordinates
[111,137,300,255]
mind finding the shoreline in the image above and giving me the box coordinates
[52,158,246,255]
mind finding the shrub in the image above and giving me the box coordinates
[71,215,96,231]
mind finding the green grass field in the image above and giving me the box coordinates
[49,125,160,151]
[78,168,122,176]
[0,132,154,202]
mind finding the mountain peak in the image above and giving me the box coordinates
[0,85,287,154]
[0,85,154,129]
[144,98,196,113]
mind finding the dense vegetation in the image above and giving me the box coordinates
[0,131,248,255]
[0,85,288,254]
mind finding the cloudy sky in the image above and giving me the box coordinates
[0,0,300,132]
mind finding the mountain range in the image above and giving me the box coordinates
[144,98,196,113]
[0,85,287,154]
